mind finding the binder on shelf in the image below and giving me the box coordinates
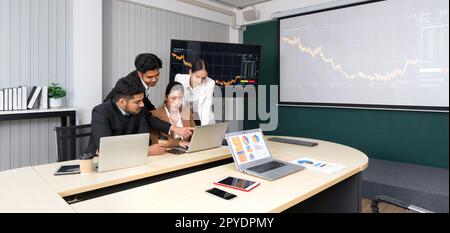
[0,89,4,111]
[17,87,22,110]
[8,88,13,111]
[21,86,27,110]
[27,86,41,109]
[4,89,9,111]
[12,87,18,110]
[39,86,48,109]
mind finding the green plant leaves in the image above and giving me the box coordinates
[48,83,67,99]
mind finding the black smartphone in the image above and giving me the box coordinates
[167,148,186,155]
[221,139,228,146]
[205,188,237,200]
[54,165,80,176]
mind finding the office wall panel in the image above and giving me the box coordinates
[0,0,73,171]
[244,21,449,169]
[0,0,229,171]
[102,0,229,107]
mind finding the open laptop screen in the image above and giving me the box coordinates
[228,131,271,166]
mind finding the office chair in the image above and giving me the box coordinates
[54,124,91,162]
[371,195,433,213]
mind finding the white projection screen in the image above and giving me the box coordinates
[279,0,449,111]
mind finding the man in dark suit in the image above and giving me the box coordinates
[104,53,193,139]
[84,76,166,157]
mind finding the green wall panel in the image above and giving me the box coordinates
[244,21,449,169]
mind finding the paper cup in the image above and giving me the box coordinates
[79,159,94,174]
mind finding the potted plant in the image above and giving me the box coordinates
[48,83,66,108]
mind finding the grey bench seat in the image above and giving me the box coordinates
[362,158,449,213]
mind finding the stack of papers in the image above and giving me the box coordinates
[291,157,346,174]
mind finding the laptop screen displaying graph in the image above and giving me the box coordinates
[228,131,271,166]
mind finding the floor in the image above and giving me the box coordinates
[361,198,413,213]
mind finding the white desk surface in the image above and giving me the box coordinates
[0,167,74,213]
[33,147,232,197]
[72,136,368,213]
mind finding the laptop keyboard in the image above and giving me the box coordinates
[247,161,287,173]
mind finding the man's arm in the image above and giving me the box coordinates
[147,112,171,133]
[91,108,113,152]
[137,112,152,145]
[146,111,194,139]
[144,97,156,111]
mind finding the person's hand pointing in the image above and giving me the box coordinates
[171,126,195,139]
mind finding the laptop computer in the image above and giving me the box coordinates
[94,133,149,173]
[225,129,305,181]
[168,122,229,154]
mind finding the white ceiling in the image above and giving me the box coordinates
[209,0,273,9]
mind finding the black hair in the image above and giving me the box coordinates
[134,53,163,73]
[190,58,208,73]
[112,76,145,102]
[164,81,184,101]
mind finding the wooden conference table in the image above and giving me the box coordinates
[0,136,368,213]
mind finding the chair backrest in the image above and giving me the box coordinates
[193,112,201,126]
[54,124,91,162]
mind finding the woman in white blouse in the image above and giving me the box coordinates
[175,59,215,126]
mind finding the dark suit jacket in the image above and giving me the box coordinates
[103,71,171,134]
[150,105,196,147]
[84,100,151,155]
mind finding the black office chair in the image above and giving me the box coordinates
[371,195,433,213]
[193,112,201,126]
[54,124,91,162]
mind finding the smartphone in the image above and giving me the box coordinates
[221,139,228,146]
[167,146,189,155]
[214,176,260,192]
[54,165,80,176]
[167,148,186,155]
[205,188,237,200]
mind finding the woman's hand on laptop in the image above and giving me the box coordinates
[171,126,195,139]
[148,144,167,156]
[179,140,190,149]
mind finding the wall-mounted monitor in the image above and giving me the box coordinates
[170,39,261,88]
[279,0,449,111]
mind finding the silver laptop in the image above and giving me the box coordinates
[94,133,149,173]
[169,122,229,154]
[225,129,305,181]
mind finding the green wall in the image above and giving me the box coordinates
[244,21,449,169]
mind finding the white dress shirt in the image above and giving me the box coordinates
[141,78,174,135]
[116,104,129,116]
[175,74,215,125]
[164,106,184,139]
[140,78,151,100]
